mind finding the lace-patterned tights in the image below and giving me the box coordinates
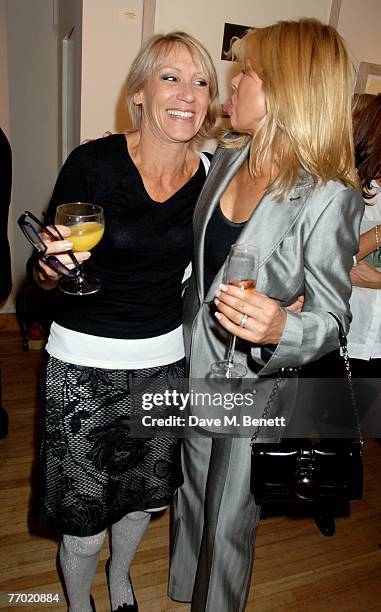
[60,511,150,611]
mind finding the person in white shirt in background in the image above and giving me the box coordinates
[348,94,381,376]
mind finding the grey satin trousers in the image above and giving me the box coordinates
[169,436,262,612]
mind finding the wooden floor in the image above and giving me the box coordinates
[1,313,381,612]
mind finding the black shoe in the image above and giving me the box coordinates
[105,558,138,612]
[314,512,335,536]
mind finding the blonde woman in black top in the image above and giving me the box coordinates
[32,32,217,612]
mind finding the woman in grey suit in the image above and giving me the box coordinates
[169,19,364,612]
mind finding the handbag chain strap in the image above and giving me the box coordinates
[250,374,284,446]
[330,312,363,443]
[250,312,363,446]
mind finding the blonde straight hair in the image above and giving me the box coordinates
[126,32,219,142]
[223,19,359,199]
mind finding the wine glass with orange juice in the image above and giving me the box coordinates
[55,202,105,295]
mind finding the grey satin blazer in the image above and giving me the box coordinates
[184,141,363,420]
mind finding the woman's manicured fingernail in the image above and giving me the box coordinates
[63,241,73,247]
[214,311,222,320]
[215,290,221,297]
[214,297,220,305]
[219,283,228,291]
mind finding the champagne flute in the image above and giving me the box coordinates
[211,244,260,378]
[55,202,105,296]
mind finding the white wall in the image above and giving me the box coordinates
[3,0,59,311]
[154,0,331,104]
[337,0,381,67]
[80,0,144,140]
[58,0,83,161]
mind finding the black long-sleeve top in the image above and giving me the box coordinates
[47,134,208,339]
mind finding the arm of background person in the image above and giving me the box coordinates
[350,259,381,288]
[356,226,379,260]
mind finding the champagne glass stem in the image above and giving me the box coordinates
[210,244,259,378]
[226,334,237,368]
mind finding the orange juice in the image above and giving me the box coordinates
[69,222,104,252]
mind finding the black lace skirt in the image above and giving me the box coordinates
[37,355,184,536]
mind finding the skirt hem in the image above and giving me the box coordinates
[35,493,179,536]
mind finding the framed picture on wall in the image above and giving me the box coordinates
[355,62,381,95]
[221,22,252,62]
[219,22,253,120]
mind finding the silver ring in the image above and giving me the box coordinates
[239,313,249,328]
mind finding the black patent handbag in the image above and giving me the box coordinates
[250,314,364,505]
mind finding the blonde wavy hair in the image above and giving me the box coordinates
[222,19,359,199]
[126,32,219,142]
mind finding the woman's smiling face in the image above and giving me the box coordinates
[134,43,210,144]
